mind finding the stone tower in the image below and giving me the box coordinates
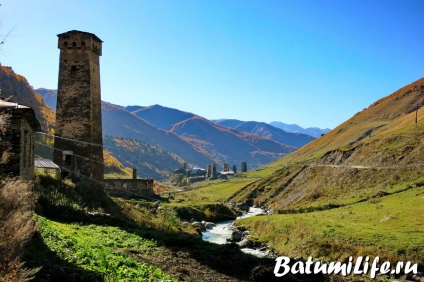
[53,30,104,182]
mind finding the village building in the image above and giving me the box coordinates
[34,158,61,179]
[223,163,229,172]
[241,161,247,172]
[104,169,155,198]
[0,99,41,180]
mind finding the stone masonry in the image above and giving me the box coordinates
[53,30,104,182]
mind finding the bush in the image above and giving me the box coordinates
[0,178,41,281]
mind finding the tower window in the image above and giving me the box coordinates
[64,41,68,47]
[71,65,77,72]
[72,42,77,47]
[81,41,85,48]
[64,154,72,165]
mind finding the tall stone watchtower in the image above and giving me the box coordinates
[53,30,104,182]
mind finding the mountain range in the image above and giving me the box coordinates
[127,104,296,167]
[1,65,329,180]
[213,119,315,148]
[32,87,322,179]
[269,121,331,138]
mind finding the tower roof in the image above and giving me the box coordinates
[57,30,103,43]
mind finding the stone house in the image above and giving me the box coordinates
[0,99,41,180]
[104,169,155,198]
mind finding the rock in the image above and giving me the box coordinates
[231,230,243,242]
[205,222,215,229]
[237,238,253,248]
[411,272,424,282]
[235,202,249,212]
[191,221,205,230]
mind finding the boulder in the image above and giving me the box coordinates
[205,222,215,229]
[231,230,244,242]
[191,221,204,229]
[237,238,253,248]
[235,202,250,212]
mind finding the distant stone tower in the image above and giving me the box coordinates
[223,163,229,172]
[241,162,247,172]
[53,30,104,182]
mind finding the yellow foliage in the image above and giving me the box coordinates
[103,150,123,169]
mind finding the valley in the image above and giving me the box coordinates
[165,77,424,280]
[1,1,424,280]
[1,67,424,281]
[35,88,320,180]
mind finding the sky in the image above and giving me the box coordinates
[0,1,423,129]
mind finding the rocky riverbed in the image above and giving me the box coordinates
[201,207,276,258]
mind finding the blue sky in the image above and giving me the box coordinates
[1,1,423,129]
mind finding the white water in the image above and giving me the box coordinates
[202,207,264,244]
[201,219,235,244]
[202,207,275,258]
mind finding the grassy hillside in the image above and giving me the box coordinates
[230,78,424,211]
[170,78,424,269]
[230,78,424,267]
[273,77,424,164]
[27,176,299,281]
[237,185,424,263]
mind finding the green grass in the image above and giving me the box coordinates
[169,167,284,206]
[173,180,251,205]
[236,186,424,264]
[34,215,177,281]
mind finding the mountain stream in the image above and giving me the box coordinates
[202,207,275,258]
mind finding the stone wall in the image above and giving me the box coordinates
[104,178,155,199]
[0,106,40,179]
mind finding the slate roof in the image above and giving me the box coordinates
[0,99,30,109]
[34,158,60,169]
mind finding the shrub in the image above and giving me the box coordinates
[0,178,41,281]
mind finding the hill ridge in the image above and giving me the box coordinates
[231,76,424,213]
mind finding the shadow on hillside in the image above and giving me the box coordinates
[36,204,326,281]
[122,226,326,282]
[36,205,325,281]
[33,177,325,281]
[24,232,103,282]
